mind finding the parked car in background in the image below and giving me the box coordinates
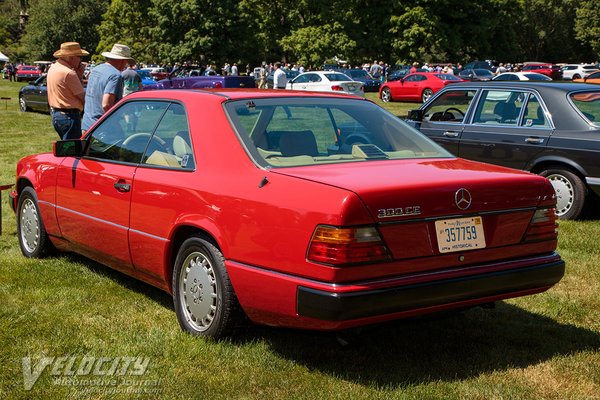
[380,72,463,103]
[492,72,552,81]
[11,88,564,338]
[340,68,381,92]
[458,68,495,81]
[463,60,496,72]
[266,68,300,89]
[18,74,49,113]
[148,67,169,81]
[561,64,598,80]
[521,63,562,80]
[406,81,600,219]
[136,69,157,87]
[286,71,364,96]
[574,70,600,84]
[144,74,256,90]
[15,65,42,82]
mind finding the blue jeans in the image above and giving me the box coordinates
[52,110,82,140]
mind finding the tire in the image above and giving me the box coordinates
[380,87,392,102]
[422,88,434,103]
[540,168,586,220]
[172,235,241,338]
[17,186,54,258]
[572,74,581,80]
[19,96,29,112]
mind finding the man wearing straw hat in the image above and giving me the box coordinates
[82,43,134,132]
[47,42,88,139]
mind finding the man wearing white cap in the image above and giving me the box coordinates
[47,42,88,139]
[82,43,134,131]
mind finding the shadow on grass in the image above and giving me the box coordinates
[233,304,600,387]
[61,253,173,311]
[63,252,599,387]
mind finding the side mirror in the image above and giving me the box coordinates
[54,139,85,157]
[407,109,424,121]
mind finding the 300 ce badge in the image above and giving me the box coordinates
[377,206,421,218]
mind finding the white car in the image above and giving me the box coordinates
[561,64,598,80]
[286,71,364,97]
[492,72,552,81]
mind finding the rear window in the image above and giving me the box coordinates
[324,73,352,82]
[225,97,452,167]
[570,91,600,126]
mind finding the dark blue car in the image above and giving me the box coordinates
[340,69,381,92]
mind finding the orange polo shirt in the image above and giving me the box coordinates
[47,59,85,111]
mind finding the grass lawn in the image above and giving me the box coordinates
[0,79,598,399]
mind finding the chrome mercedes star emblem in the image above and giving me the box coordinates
[455,188,472,210]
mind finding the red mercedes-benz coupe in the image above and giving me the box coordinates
[11,89,564,338]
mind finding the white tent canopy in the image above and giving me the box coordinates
[0,52,9,62]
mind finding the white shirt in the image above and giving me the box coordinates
[273,68,287,89]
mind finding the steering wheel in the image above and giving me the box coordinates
[442,107,465,119]
[122,133,168,155]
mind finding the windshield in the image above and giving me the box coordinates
[225,97,452,168]
[570,91,600,127]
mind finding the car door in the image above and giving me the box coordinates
[29,76,48,111]
[416,88,478,155]
[128,102,197,282]
[55,100,169,271]
[288,73,315,91]
[458,90,552,170]
[396,74,422,100]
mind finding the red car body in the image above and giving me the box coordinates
[379,72,463,103]
[11,89,564,338]
[15,65,42,82]
[521,64,562,80]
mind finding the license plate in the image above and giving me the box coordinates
[435,216,486,253]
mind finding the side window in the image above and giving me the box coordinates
[423,90,475,123]
[472,91,524,125]
[294,74,311,84]
[143,103,195,169]
[405,75,418,82]
[87,101,168,163]
[522,94,549,127]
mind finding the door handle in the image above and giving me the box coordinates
[525,137,544,144]
[443,131,460,138]
[114,181,131,192]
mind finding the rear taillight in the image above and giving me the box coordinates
[331,85,344,91]
[523,208,558,242]
[214,82,223,88]
[307,225,391,266]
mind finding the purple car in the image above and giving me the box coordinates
[144,74,256,90]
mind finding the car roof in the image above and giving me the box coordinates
[435,81,598,91]
[126,88,364,101]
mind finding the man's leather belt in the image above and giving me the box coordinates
[51,108,81,113]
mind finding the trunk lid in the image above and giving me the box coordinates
[273,157,554,264]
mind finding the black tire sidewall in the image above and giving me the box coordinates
[172,236,236,338]
[540,168,586,220]
[16,186,51,258]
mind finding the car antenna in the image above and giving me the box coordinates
[258,176,269,188]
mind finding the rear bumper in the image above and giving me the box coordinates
[227,253,564,330]
[297,260,565,321]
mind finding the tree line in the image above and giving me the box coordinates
[1,0,598,68]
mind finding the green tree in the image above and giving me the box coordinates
[575,0,600,59]
[0,0,25,60]
[20,0,108,61]
[280,23,356,67]
[96,0,154,64]
[145,0,252,65]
